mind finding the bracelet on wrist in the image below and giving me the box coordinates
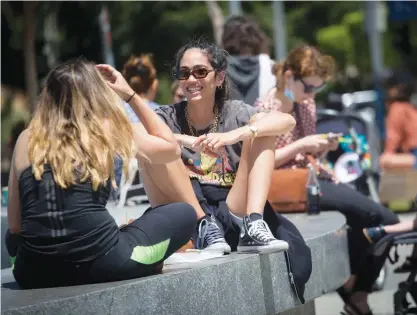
[125,92,136,103]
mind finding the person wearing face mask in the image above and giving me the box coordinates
[255,46,399,315]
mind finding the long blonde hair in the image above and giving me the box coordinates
[28,59,134,190]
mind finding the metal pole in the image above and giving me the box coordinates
[228,0,242,16]
[364,1,386,136]
[272,1,287,60]
[364,1,385,80]
[99,6,115,67]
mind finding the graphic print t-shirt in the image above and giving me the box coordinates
[155,100,258,187]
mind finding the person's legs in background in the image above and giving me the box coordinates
[363,212,417,274]
[318,180,399,314]
[363,217,417,244]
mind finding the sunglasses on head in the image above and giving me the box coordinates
[173,67,214,80]
[295,76,326,94]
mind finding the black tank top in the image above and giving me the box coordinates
[18,165,118,263]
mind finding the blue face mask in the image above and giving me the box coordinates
[284,88,295,102]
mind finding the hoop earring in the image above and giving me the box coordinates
[217,85,223,90]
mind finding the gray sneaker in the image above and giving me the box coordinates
[195,215,231,254]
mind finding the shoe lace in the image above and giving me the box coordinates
[248,220,274,242]
[197,217,224,248]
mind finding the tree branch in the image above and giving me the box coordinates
[206,1,224,46]
[2,2,16,29]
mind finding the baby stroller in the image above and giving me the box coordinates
[316,108,387,291]
[373,229,417,315]
[316,109,381,203]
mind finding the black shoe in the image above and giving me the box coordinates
[362,225,386,244]
[336,287,373,315]
[237,214,289,254]
[194,215,231,254]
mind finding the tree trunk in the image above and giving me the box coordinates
[206,1,224,46]
[24,2,38,112]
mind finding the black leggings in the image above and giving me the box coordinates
[11,203,196,289]
[319,180,399,292]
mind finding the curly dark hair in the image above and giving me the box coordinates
[173,38,231,111]
[384,70,415,103]
[221,15,270,56]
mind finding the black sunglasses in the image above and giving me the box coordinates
[173,67,214,80]
[295,76,325,94]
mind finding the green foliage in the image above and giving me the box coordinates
[2,1,417,107]
[317,25,352,68]
[106,1,216,103]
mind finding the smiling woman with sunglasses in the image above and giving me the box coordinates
[256,46,399,315]
[154,39,303,255]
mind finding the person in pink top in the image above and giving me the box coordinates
[255,46,398,315]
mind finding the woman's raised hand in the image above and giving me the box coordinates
[96,64,134,101]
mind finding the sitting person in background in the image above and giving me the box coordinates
[122,54,161,122]
[171,80,185,103]
[379,72,417,273]
[112,54,161,192]
[221,15,276,106]
[255,45,399,315]
[5,59,209,289]
[379,71,417,169]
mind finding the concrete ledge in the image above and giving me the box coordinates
[1,212,349,315]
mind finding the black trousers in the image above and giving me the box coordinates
[9,203,196,289]
[191,181,312,301]
[319,180,399,292]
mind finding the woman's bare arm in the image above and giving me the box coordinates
[132,123,181,164]
[274,141,304,168]
[7,130,30,234]
[233,112,296,141]
[128,94,178,146]
[96,64,180,164]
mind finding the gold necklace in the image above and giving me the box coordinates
[184,105,219,173]
[185,105,218,136]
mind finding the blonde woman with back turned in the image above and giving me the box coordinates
[5,59,212,289]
